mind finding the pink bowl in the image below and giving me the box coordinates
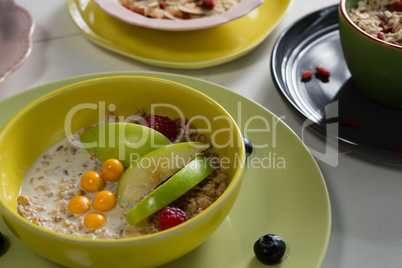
[0,0,34,84]
[92,0,264,31]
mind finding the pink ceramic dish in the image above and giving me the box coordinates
[0,0,35,84]
[92,0,264,31]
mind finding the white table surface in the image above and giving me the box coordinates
[2,0,402,267]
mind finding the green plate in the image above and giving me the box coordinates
[0,72,331,267]
[66,0,292,69]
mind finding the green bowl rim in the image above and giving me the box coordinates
[339,0,402,50]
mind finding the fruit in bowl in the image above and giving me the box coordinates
[92,0,264,31]
[0,76,245,267]
[339,0,402,109]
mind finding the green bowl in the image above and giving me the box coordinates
[0,76,245,267]
[339,0,402,109]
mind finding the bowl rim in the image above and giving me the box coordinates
[92,0,264,31]
[339,0,402,50]
[0,75,246,244]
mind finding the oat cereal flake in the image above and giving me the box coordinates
[348,0,402,46]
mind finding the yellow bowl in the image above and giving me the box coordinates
[0,76,245,267]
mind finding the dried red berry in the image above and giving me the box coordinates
[154,206,188,231]
[133,8,145,15]
[301,71,313,82]
[377,32,385,40]
[141,115,179,141]
[382,26,396,33]
[389,1,402,12]
[340,118,359,127]
[159,2,167,9]
[182,11,190,19]
[315,67,331,78]
[202,0,215,10]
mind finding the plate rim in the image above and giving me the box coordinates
[65,0,293,69]
[0,71,331,267]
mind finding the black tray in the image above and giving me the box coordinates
[271,4,402,165]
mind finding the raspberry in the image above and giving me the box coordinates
[154,206,188,231]
[390,1,402,12]
[141,115,178,141]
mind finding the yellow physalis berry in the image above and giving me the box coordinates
[101,159,124,182]
[84,212,107,229]
[81,171,105,192]
[68,196,91,214]
[92,191,117,212]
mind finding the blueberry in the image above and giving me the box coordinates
[243,137,253,157]
[254,234,286,265]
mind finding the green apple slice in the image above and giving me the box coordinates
[80,122,171,168]
[125,156,216,225]
[116,142,210,208]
